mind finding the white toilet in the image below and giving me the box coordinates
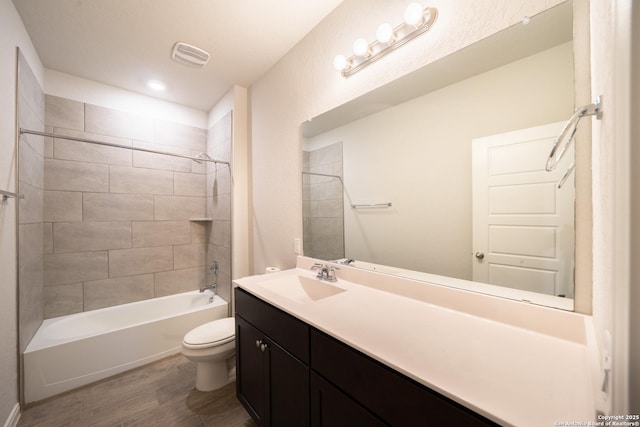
[181,317,236,392]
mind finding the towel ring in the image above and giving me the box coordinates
[546,96,602,172]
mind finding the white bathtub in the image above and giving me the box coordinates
[23,290,228,403]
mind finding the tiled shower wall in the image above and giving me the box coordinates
[302,142,344,261]
[17,51,45,352]
[41,95,209,318]
[206,112,232,303]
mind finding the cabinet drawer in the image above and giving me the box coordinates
[311,329,498,427]
[235,287,309,363]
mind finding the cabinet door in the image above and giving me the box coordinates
[311,372,385,427]
[236,316,266,424]
[266,337,310,426]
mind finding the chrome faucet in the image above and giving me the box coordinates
[311,263,339,282]
[200,283,217,293]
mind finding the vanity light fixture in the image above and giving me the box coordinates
[333,2,438,77]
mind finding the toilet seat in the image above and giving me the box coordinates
[183,317,235,349]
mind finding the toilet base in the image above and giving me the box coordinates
[194,357,236,392]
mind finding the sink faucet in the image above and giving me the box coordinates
[311,263,339,282]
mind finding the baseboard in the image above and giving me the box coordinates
[3,403,20,427]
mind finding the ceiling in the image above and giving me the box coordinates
[13,0,343,111]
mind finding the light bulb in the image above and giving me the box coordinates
[353,38,370,57]
[376,23,395,44]
[404,2,424,26]
[333,54,349,71]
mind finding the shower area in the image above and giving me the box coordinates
[302,141,344,261]
[15,50,235,402]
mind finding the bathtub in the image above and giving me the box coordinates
[23,290,228,403]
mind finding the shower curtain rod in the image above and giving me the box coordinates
[19,128,230,165]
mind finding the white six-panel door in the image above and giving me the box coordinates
[472,122,575,297]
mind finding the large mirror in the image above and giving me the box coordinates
[302,2,576,310]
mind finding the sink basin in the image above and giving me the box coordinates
[257,275,346,303]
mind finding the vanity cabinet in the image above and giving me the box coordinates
[235,288,498,427]
[310,329,498,427]
[235,288,310,426]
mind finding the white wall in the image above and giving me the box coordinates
[249,0,634,413]
[588,0,634,414]
[0,0,42,422]
[305,43,573,280]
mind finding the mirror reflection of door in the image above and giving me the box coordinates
[472,122,575,297]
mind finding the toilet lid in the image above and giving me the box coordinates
[183,317,235,346]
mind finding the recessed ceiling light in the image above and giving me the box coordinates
[147,80,166,91]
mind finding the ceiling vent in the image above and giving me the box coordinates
[171,42,211,68]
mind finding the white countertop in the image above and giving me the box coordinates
[234,260,597,426]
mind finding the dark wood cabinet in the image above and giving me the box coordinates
[235,289,310,427]
[235,287,498,427]
[310,372,386,427]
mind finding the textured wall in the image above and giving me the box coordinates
[40,95,209,317]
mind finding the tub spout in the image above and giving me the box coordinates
[200,283,217,293]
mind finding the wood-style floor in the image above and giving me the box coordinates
[18,354,256,427]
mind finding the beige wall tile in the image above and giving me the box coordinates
[109,246,173,278]
[45,95,84,131]
[43,283,84,318]
[19,100,45,156]
[83,274,154,311]
[44,190,82,222]
[18,52,44,124]
[83,193,153,221]
[190,221,210,243]
[131,221,190,247]
[44,223,53,254]
[85,104,155,141]
[110,165,173,195]
[210,194,231,221]
[132,141,192,172]
[19,140,44,188]
[154,267,205,297]
[18,222,44,268]
[211,220,231,247]
[19,259,44,351]
[44,158,109,192]
[53,222,132,253]
[209,166,231,197]
[155,120,207,151]
[53,129,133,166]
[18,182,44,225]
[154,195,206,220]
[44,251,109,286]
[174,172,206,197]
[174,243,206,269]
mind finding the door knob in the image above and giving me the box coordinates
[475,251,485,259]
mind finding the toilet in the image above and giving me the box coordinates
[181,317,236,392]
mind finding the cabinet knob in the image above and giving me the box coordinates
[260,343,268,352]
[255,339,262,348]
